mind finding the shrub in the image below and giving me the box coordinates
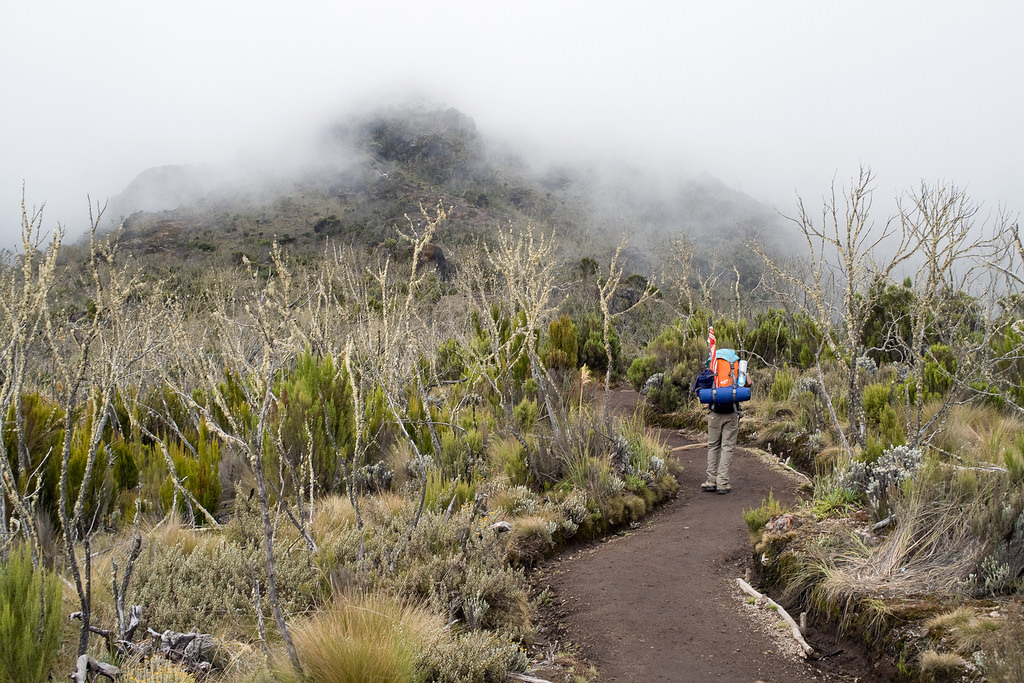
[512,398,538,432]
[979,608,1024,682]
[576,313,619,376]
[645,362,697,415]
[159,420,221,522]
[923,344,956,401]
[627,354,661,392]
[0,547,63,683]
[838,445,922,520]
[130,497,321,634]
[488,437,529,486]
[861,383,891,425]
[862,382,905,449]
[275,352,356,494]
[418,629,528,683]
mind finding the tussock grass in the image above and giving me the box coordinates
[820,481,984,598]
[363,491,414,528]
[276,591,442,683]
[929,402,1024,465]
[918,650,967,682]
[925,607,1002,653]
[507,513,561,563]
[144,513,210,556]
[313,493,358,530]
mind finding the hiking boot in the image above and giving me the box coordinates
[700,481,717,492]
[716,484,731,495]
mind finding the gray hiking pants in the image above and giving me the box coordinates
[706,410,740,488]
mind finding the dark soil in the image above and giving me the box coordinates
[528,388,896,682]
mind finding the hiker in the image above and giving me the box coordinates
[694,323,751,495]
[700,377,748,494]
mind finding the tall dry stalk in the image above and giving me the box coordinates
[0,193,64,564]
[154,241,309,675]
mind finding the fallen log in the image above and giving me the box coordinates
[508,673,554,683]
[734,577,814,659]
[71,654,119,682]
[669,442,708,452]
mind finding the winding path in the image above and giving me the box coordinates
[530,388,886,682]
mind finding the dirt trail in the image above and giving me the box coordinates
[530,388,887,682]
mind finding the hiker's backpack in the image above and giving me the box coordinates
[697,349,751,405]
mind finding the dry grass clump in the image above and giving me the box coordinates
[928,402,1024,465]
[506,513,562,564]
[274,591,442,683]
[362,491,415,528]
[313,494,358,530]
[918,650,968,682]
[925,606,1002,653]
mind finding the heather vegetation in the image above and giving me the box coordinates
[2,103,1022,681]
[0,190,678,681]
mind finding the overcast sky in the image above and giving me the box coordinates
[2,1,1021,249]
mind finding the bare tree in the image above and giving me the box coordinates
[749,167,913,456]
[663,233,724,319]
[155,242,306,675]
[897,181,989,447]
[334,204,451,535]
[596,235,657,424]
[40,203,160,656]
[484,222,566,442]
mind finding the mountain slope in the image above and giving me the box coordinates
[104,102,793,280]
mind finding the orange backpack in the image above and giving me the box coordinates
[712,351,741,388]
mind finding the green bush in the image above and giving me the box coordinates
[545,314,578,370]
[924,344,956,401]
[488,437,529,486]
[418,629,528,682]
[626,354,661,391]
[862,382,905,448]
[159,419,221,521]
[742,490,785,536]
[576,313,619,376]
[770,369,796,401]
[275,351,356,494]
[645,362,696,415]
[0,547,63,683]
[512,398,538,432]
